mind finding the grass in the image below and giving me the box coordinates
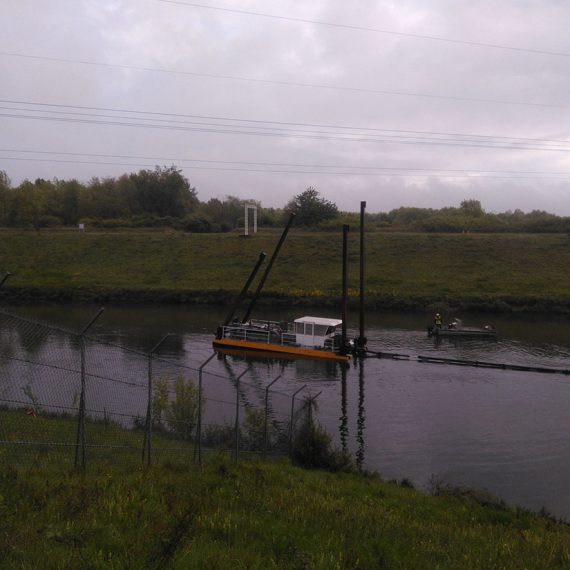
[0,407,196,471]
[2,457,570,567]
[1,229,570,311]
[2,407,570,567]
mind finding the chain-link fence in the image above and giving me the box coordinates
[0,307,314,471]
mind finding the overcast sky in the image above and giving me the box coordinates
[1,0,569,214]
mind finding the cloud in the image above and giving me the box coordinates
[1,0,569,214]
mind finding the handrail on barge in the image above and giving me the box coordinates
[220,320,343,353]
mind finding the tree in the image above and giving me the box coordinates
[58,179,85,225]
[200,195,258,230]
[87,176,133,219]
[284,186,339,227]
[460,199,484,217]
[9,181,44,227]
[129,166,198,218]
[0,171,10,191]
[0,171,11,226]
[388,207,436,226]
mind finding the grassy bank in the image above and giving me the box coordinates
[2,407,570,567]
[1,229,569,312]
[2,460,570,568]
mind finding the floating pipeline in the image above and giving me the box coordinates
[415,355,570,376]
[364,349,570,376]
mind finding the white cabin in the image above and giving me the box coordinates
[294,316,342,348]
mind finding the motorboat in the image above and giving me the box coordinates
[427,318,497,339]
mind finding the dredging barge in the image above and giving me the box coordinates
[214,316,350,362]
[213,212,361,362]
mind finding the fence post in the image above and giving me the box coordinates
[263,375,281,458]
[307,391,322,426]
[234,368,249,462]
[289,384,307,451]
[74,308,105,470]
[194,353,216,466]
[142,334,171,467]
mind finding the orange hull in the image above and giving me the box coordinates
[213,338,351,362]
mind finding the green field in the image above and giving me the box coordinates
[1,229,569,311]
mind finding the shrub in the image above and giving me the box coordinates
[152,376,169,430]
[292,419,353,472]
[203,423,235,448]
[241,408,265,451]
[151,376,201,441]
[35,215,61,228]
[166,377,200,441]
[181,214,213,233]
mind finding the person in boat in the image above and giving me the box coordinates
[434,313,443,328]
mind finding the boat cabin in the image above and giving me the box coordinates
[294,316,342,348]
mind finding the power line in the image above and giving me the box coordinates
[3,148,570,176]
[3,154,570,181]
[3,109,570,153]
[1,51,568,111]
[4,105,570,150]
[2,99,569,147]
[157,0,570,59]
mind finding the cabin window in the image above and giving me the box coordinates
[314,324,328,337]
[295,322,317,335]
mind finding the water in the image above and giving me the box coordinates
[2,303,570,518]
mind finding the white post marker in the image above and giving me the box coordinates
[244,204,258,236]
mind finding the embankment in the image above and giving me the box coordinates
[1,230,569,313]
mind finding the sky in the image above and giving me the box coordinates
[1,0,570,215]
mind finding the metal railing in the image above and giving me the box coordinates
[221,322,342,352]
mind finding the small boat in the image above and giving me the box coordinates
[214,316,351,362]
[427,318,497,339]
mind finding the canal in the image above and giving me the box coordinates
[2,303,570,519]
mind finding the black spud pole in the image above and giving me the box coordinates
[358,201,367,351]
[341,224,349,353]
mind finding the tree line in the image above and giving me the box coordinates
[0,168,568,233]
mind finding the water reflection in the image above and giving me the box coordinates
[356,360,366,470]
[218,355,254,410]
[431,336,498,349]
[339,365,348,452]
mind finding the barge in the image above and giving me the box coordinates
[214,316,351,362]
